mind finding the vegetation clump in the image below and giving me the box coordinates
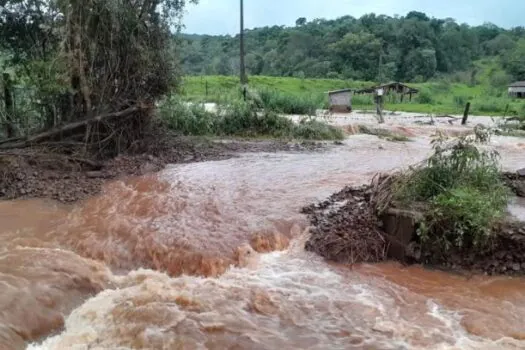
[388,132,510,253]
[357,125,411,142]
[159,97,344,140]
[258,88,321,115]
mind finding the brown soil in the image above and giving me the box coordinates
[303,179,525,276]
[0,131,328,203]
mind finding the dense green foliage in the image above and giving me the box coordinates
[394,133,510,251]
[182,74,525,116]
[180,12,525,83]
[0,0,196,140]
[159,97,344,140]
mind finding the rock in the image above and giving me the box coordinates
[517,168,525,177]
[513,263,521,271]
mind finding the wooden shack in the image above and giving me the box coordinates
[327,88,352,112]
[355,82,418,102]
[509,81,525,98]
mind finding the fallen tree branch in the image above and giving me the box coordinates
[0,106,142,150]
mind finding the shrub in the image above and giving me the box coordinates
[416,88,434,104]
[159,97,215,135]
[395,133,510,251]
[429,186,507,249]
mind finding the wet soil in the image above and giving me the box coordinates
[0,134,327,203]
[304,181,525,276]
[302,185,387,264]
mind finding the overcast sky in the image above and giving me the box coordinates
[182,0,523,35]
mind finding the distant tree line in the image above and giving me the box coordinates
[179,11,525,83]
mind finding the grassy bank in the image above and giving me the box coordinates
[181,75,525,117]
[159,97,344,140]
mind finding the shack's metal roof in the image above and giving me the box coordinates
[509,81,525,87]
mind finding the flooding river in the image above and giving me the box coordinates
[2,119,525,349]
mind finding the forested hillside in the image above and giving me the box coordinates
[180,12,525,83]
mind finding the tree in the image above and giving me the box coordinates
[296,17,307,26]
[330,31,382,80]
[503,38,525,81]
[403,48,437,81]
[176,10,523,83]
[0,0,198,156]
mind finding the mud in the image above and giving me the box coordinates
[304,182,525,276]
[0,136,328,203]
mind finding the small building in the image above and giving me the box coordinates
[509,81,525,98]
[327,88,352,112]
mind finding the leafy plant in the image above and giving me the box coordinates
[395,133,510,251]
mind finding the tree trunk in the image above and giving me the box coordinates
[3,73,15,138]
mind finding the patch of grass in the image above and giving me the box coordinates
[258,88,321,115]
[159,96,344,140]
[394,133,510,251]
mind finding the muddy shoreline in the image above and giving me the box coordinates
[0,135,329,203]
[303,178,525,277]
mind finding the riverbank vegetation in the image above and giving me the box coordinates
[384,132,510,253]
[159,96,344,140]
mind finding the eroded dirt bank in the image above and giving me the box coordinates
[0,136,326,203]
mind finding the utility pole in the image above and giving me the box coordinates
[239,0,247,86]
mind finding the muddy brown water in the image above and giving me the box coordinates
[2,128,525,349]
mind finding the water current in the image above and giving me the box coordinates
[2,118,525,350]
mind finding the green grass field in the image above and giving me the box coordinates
[180,75,525,117]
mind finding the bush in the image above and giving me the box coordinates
[430,186,507,249]
[395,134,510,251]
[416,88,434,104]
[159,97,215,136]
